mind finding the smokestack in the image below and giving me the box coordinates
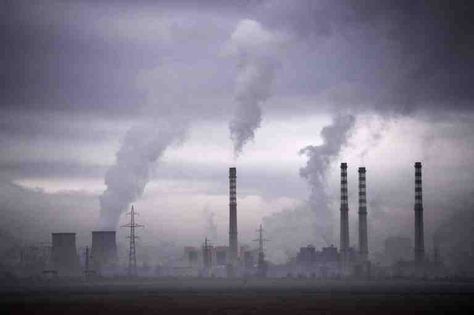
[51,233,79,275]
[91,231,117,274]
[414,162,425,266]
[340,163,349,265]
[358,167,368,261]
[229,167,238,266]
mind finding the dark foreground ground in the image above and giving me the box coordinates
[1,279,474,314]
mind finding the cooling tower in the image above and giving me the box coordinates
[91,231,117,274]
[51,232,79,275]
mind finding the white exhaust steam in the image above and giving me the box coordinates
[98,119,186,229]
[299,114,355,242]
[225,19,284,157]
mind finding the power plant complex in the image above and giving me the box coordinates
[5,162,446,279]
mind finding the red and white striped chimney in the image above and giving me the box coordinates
[340,163,349,265]
[414,162,425,266]
[358,167,368,261]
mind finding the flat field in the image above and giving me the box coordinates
[1,279,473,314]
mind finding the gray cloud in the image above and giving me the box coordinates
[258,0,474,114]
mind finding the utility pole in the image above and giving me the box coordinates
[253,224,269,277]
[121,205,143,277]
[84,246,95,278]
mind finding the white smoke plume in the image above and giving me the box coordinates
[202,208,218,244]
[262,114,355,262]
[225,19,284,157]
[299,114,355,242]
[98,119,186,229]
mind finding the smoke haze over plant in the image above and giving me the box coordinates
[299,114,355,240]
[1,0,474,271]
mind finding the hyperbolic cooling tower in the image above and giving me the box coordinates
[229,167,238,267]
[414,162,425,266]
[91,231,117,273]
[51,232,79,275]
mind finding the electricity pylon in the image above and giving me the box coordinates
[121,205,143,277]
[253,224,269,277]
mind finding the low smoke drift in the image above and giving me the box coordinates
[99,120,185,229]
[225,19,284,157]
[299,114,355,242]
[262,114,355,261]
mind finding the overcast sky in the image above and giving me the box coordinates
[1,0,474,264]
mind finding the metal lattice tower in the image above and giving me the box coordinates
[202,237,213,277]
[121,205,143,277]
[253,224,269,277]
[83,246,96,278]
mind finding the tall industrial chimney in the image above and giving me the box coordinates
[229,167,238,268]
[414,162,425,267]
[358,167,368,261]
[51,233,79,275]
[340,163,349,266]
[91,231,117,274]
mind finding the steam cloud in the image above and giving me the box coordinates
[203,207,218,243]
[99,120,186,229]
[299,114,355,242]
[263,114,355,262]
[226,19,283,157]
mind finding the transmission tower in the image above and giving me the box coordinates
[121,205,143,277]
[253,224,269,277]
[202,237,213,277]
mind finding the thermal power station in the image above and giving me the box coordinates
[51,232,79,275]
[91,231,117,274]
[358,167,368,261]
[414,162,425,269]
[42,161,444,280]
[340,163,349,270]
[228,167,238,275]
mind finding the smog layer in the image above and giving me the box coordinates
[1,1,474,313]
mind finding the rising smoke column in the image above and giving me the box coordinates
[99,120,186,229]
[225,19,283,157]
[299,114,355,241]
[263,114,355,262]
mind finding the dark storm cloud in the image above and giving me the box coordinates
[259,0,474,113]
[0,0,242,115]
[1,1,148,113]
[0,160,106,179]
[2,0,473,117]
[0,180,98,244]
